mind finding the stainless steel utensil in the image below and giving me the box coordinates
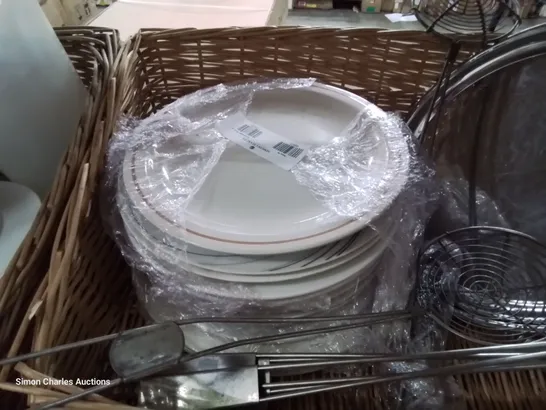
[418,226,546,345]
[5,226,546,408]
[1,310,417,409]
[137,343,546,409]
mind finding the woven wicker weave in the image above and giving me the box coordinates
[123,27,478,117]
[1,26,545,409]
[0,27,121,407]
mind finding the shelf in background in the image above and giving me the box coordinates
[293,0,410,13]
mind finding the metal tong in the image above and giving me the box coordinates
[1,310,416,409]
[138,342,546,409]
[4,309,546,409]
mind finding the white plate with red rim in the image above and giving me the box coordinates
[119,194,397,276]
[121,82,409,255]
[124,216,388,301]
[173,236,383,284]
[124,210,385,284]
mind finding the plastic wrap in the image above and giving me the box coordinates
[104,78,440,404]
[426,171,509,238]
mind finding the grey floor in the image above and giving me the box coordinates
[285,9,542,31]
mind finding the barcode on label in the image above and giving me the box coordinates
[237,124,262,138]
[273,142,304,158]
[217,114,309,170]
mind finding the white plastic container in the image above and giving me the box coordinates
[0,0,86,198]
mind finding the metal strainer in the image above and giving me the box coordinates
[418,226,546,345]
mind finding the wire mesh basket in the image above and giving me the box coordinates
[416,0,521,43]
[1,26,545,409]
[418,226,546,345]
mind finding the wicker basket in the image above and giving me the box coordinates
[0,26,121,407]
[2,26,544,409]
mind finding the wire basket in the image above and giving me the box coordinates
[411,0,521,171]
[1,26,545,409]
[416,0,521,43]
[419,226,546,345]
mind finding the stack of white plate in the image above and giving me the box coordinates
[116,83,410,353]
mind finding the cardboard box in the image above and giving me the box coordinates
[381,0,394,12]
[89,0,288,40]
[361,0,382,13]
[41,0,97,26]
[65,0,97,24]
[400,0,412,13]
[295,0,333,9]
[519,0,533,18]
[41,0,66,26]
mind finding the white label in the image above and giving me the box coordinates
[216,113,309,171]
